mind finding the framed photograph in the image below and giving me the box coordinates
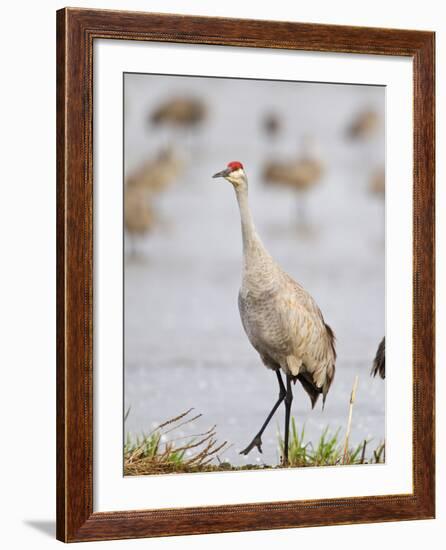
[56,8,435,542]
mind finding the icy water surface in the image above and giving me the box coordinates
[124,74,385,467]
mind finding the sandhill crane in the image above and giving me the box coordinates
[262,136,324,225]
[150,96,207,128]
[346,108,379,141]
[262,112,281,140]
[124,148,182,255]
[213,161,336,465]
[126,148,183,194]
[368,167,385,244]
[149,96,207,150]
[371,337,385,379]
[369,167,385,197]
[124,184,154,255]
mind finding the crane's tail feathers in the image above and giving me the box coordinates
[322,391,328,411]
[296,364,336,410]
[296,373,321,410]
[325,323,337,360]
[322,363,336,410]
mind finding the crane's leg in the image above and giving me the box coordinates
[240,370,286,456]
[283,375,294,466]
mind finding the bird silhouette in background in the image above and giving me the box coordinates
[262,112,281,140]
[213,161,336,465]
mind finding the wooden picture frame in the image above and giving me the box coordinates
[56,7,435,542]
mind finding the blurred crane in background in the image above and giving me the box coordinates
[124,184,155,256]
[346,108,380,141]
[124,148,184,255]
[262,112,281,141]
[262,135,324,226]
[369,167,385,198]
[149,96,207,150]
[126,148,184,194]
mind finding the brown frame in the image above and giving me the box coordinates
[56,7,435,542]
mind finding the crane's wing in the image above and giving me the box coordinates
[278,275,336,408]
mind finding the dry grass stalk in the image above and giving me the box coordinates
[342,375,359,464]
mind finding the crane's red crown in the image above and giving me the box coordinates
[227,161,244,171]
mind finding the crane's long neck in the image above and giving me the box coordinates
[235,185,268,264]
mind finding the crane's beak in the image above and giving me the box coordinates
[213,168,231,179]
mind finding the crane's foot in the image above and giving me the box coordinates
[239,435,263,455]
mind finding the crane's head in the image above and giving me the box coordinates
[213,161,247,189]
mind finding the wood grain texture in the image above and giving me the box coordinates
[56,7,435,542]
